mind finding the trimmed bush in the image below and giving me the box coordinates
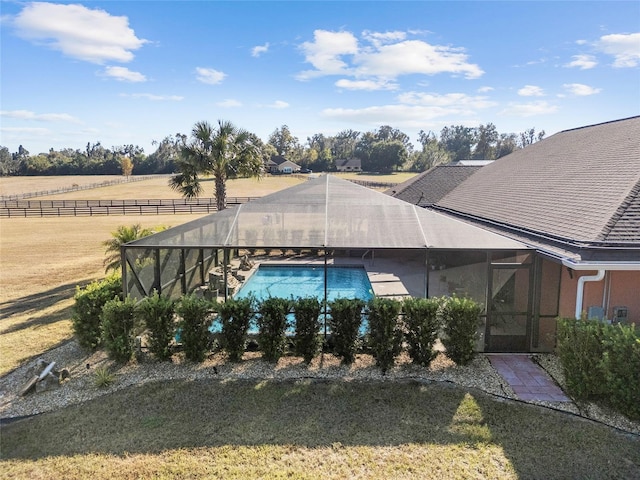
[601,323,640,420]
[366,298,403,374]
[328,298,365,364]
[100,296,137,363]
[136,291,176,361]
[257,297,293,362]
[219,297,255,362]
[293,297,322,364]
[557,318,640,419]
[72,275,122,350]
[440,296,481,366]
[556,318,607,398]
[176,294,215,362]
[403,297,441,367]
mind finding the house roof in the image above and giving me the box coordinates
[436,116,640,248]
[336,158,361,168]
[128,174,528,251]
[386,165,481,207]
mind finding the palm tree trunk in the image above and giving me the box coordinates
[215,173,226,211]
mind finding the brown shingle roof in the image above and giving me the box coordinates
[436,116,640,245]
[386,165,481,207]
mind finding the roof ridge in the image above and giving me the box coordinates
[599,177,640,241]
[558,115,640,135]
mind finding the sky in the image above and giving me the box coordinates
[1,1,639,156]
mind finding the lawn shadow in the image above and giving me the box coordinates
[2,378,639,479]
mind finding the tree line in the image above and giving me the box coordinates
[0,122,544,177]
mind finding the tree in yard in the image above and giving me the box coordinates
[119,156,134,177]
[170,120,263,211]
[518,127,545,148]
[103,224,162,273]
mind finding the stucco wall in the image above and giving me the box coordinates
[559,269,640,324]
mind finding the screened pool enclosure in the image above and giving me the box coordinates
[122,175,557,352]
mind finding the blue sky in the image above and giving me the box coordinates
[1,1,639,155]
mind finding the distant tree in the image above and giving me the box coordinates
[268,125,300,159]
[408,137,451,172]
[495,133,518,158]
[472,123,499,159]
[170,120,263,211]
[375,125,413,153]
[141,134,185,174]
[119,156,134,177]
[439,125,475,162]
[0,146,20,175]
[331,129,361,160]
[518,128,545,148]
[366,140,408,174]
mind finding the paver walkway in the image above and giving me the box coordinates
[488,354,571,402]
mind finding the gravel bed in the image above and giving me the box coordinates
[1,340,638,436]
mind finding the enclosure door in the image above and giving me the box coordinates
[486,265,532,352]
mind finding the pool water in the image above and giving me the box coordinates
[235,265,374,302]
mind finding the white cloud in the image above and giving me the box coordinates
[562,83,602,96]
[477,86,494,93]
[1,109,81,123]
[321,104,457,128]
[335,78,398,91]
[11,2,147,64]
[251,43,270,57]
[195,67,226,85]
[397,92,496,110]
[104,66,146,82]
[499,101,558,117]
[518,85,545,97]
[121,93,184,101]
[297,30,359,80]
[262,101,289,109]
[596,32,640,67]
[217,99,243,108]
[565,54,597,69]
[361,30,407,47]
[297,29,483,83]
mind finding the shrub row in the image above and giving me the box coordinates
[556,318,640,420]
[73,278,482,370]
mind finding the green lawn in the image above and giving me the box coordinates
[2,379,638,479]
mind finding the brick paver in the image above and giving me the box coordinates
[488,354,571,403]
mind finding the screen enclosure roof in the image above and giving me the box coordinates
[126,175,529,251]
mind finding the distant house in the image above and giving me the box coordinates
[266,155,301,174]
[336,158,362,172]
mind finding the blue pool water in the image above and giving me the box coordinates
[235,265,374,302]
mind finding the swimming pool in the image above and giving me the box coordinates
[235,264,374,302]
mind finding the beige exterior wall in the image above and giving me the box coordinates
[559,269,640,324]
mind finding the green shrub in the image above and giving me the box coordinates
[219,297,255,362]
[366,298,403,374]
[72,275,122,350]
[100,296,137,363]
[557,318,639,419]
[293,297,322,364]
[94,366,115,388]
[402,297,441,367]
[601,323,640,420]
[176,294,215,363]
[556,318,608,399]
[440,296,481,366]
[328,298,365,364]
[257,297,293,362]
[136,291,176,361]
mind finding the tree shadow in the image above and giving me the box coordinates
[0,282,81,335]
[2,379,639,478]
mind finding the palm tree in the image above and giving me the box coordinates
[169,120,263,211]
[103,224,155,273]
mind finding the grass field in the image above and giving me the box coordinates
[1,379,639,479]
[0,175,305,376]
